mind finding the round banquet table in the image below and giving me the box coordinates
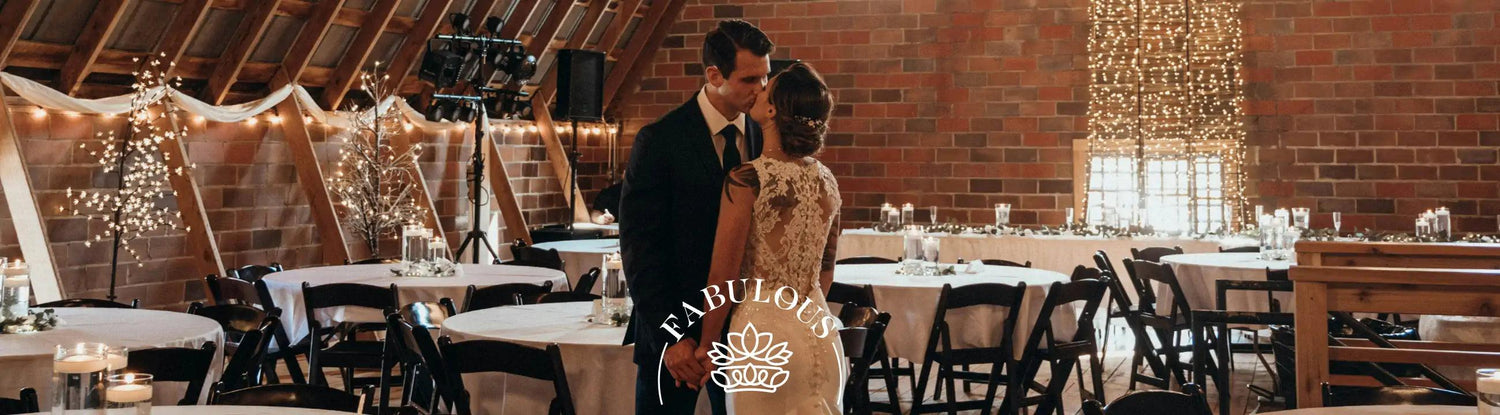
[440,302,709,415]
[570,222,620,236]
[0,308,224,406]
[836,228,1253,275]
[833,263,1076,360]
[1159,252,1294,311]
[263,264,568,342]
[1419,314,1500,381]
[1265,405,1471,414]
[33,406,358,415]
[530,239,621,294]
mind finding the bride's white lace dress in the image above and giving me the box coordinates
[722,157,846,414]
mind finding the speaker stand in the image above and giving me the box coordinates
[566,118,581,232]
[455,101,498,264]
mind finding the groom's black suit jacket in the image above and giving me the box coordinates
[620,92,762,363]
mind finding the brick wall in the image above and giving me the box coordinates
[608,0,1500,234]
[3,104,566,309]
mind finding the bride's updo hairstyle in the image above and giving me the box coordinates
[770,62,833,158]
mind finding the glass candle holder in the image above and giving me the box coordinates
[901,226,924,274]
[901,204,915,227]
[1435,207,1452,240]
[1478,368,1500,414]
[104,346,127,375]
[1,258,27,320]
[401,224,428,263]
[601,253,628,321]
[994,203,1011,228]
[53,343,108,415]
[105,373,152,415]
[427,236,449,263]
[1065,207,1075,228]
[1292,208,1310,230]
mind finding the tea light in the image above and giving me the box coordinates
[55,353,107,374]
[105,374,152,403]
[901,203,914,225]
[921,237,939,262]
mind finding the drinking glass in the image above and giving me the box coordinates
[1479,368,1500,414]
[928,206,938,226]
[1332,212,1342,235]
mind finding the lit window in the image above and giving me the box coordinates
[1085,154,1228,233]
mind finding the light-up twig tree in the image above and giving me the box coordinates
[327,63,426,255]
[67,54,189,301]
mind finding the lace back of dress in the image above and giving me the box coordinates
[742,158,841,296]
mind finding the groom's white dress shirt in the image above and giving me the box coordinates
[697,85,747,168]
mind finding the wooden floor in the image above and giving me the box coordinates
[285,320,1293,414]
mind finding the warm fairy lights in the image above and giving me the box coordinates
[1086,0,1247,232]
[66,54,187,265]
[325,64,428,254]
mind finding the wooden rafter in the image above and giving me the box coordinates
[202,0,283,104]
[467,0,503,20]
[277,98,351,264]
[0,84,62,301]
[592,0,643,54]
[603,0,684,111]
[485,127,533,245]
[161,116,228,282]
[497,0,543,39]
[523,1,576,71]
[388,0,454,93]
[322,0,401,110]
[536,0,612,102]
[154,0,214,73]
[0,0,39,68]
[57,0,130,95]
[271,0,346,87]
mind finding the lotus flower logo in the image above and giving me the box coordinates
[707,323,792,393]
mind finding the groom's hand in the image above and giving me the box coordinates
[664,339,705,390]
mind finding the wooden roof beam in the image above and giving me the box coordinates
[154,0,214,73]
[602,0,683,111]
[592,0,644,54]
[202,0,284,104]
[322,0,402,109]
[0,0,40,68]
[271,0,347,87]
[497,0,544,39]
[56,0,130,95]
[388,0,454,93]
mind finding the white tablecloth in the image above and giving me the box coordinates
[0,308,224,406]
[1419,314,1500,382]
[834,263,1076,360]
[442,303,709,415]
[263,264,568,341]
[836,229,1248,275]
[1159,253,1293,312]
[531,239,620,294]
[570,223,620,236]
[32,406,359,415]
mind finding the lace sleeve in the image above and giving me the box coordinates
[724,163,761,204]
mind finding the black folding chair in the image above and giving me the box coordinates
[188,302,280,390]
[463,282,553,312]
[252,279,308,384]
[1082,383,1212,415]
[979,259,1031,268]
[384,313,452,414]
[347,257,402,265]
[1121,259,1200,390]
[1323,384,1476,407]
[124,342,219,405]
[229,263,285,282]
[36,298,138,308]
[835,256,899,265]
[839,306,898,414]
[506,244,565,272]
[534,292,601,304]
[302,282,398,391]
[1129,246,1184,263]
[909,283,1027,414]
[571,267,600,295]
[438,336,577,415]
[1006,279,1109,415]
[0,388,38,415]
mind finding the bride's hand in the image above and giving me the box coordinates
[695,344,715,387]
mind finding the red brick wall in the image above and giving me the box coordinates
[608,0,1500,234]
[3,105,566,309]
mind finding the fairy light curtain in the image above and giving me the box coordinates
[1085,0,1247,233]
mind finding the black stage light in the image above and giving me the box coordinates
[424,101,448,122]
[449,13,471,34]
[418,40,464,88]
[454,103,478,123]
[483,16,503,34]
[507,53,537,80]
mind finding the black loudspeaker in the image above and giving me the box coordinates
[771,58,801,76]
[554,49,605,121]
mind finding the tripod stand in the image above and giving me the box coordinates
[453,99,497,263]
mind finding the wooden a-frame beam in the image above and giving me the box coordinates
[592,0,643,55]
[57,0,130,95]
[155,0,214,74]
[271,0,346,88]
[387,0,454,94]
[161,115,228,282]
[386,126,444,237]
[530,95,590,223]
[0,0,40,68]
[322,0,401,110]
[0,85,62,301]
[484,125,533,245]
[536,0,612,102]
[603,0,684,112]
[522,1,576,74]
[203,0,283,104]
[276,98,352,264]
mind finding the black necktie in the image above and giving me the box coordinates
[720,125,741,169]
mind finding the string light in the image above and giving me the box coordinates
[304,116,314,124]
[31,108,45,119]
[402,122,414,132]
[192,115,205,124]
[245,117,257,126]
[268,115,282,125]
[63,111,79,118]
[325,64,426,253]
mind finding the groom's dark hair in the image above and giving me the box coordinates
[702,20,774,76]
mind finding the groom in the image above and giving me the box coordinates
[620,19,773,414]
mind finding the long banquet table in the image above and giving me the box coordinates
[836,228,1250,274]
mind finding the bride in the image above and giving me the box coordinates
[695,62,846,414]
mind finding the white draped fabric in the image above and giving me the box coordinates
[0,308,224,406]
[0,72,532,131]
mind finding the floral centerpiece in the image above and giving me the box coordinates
[389,258,459,278]
[0,309,59,334]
